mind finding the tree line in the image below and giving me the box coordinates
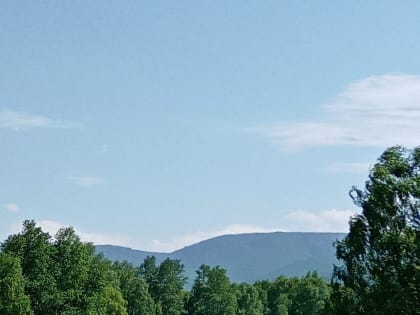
[1,146,419,314]
[0,219,331,315]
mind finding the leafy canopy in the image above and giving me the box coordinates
[332,146,420,314]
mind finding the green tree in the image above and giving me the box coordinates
[188,264,237,315]
[140,257,186,315]
[289,272,330,315]
[83,252,131,315]
[52,227,97,314]
[253,280,271,315]
[235,283,264,315]
[332,146,420,314]
[1,220,58,314]
[112,261,158,315]
[139,256,159,298]
[156,258,187,315]
[0,253,33,315]
[1,221,125,315]
[89,285,127,315]
[84,253,113,306]
[267,273,330,315]
[324,283,358,315]
[268,276,294,315]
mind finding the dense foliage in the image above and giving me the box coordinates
[1,146,418,314]
[188,265,238,315]
[331,146,420,314]
[0,221,333,315]
[0,253,32,315]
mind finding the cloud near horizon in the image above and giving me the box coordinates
[252,74,420,151]
[7,209,355,253]
[9,220,132,247]
[145,209,355,252]
[0,110,81,130]
[147,224,279,253]
[283,209,355,233]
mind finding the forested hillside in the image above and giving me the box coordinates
[0,220,334,315]
[1,146,419,315]
[97,232,345,285]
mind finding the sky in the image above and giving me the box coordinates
[1,1,420,252]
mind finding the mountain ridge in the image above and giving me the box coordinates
[96,231,346,285]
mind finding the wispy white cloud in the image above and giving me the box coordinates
[3,203,20,212]
[0,110,81,130]
[66,176,105,187]
[146,209,355,252]
[10,220,132,247]
[8,210,355,253]
[252,74,420,151]
[283,209,355,233]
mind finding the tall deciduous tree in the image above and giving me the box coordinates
[52,227,96,313]
[1,220,57,314]
[1,221,127,315]
[289,272,330,315]
[268,273,330,315]
[188,264,237,315]
[332,146,420,314]
[140,257,187,315]
[156,258,187,315]
[0,253,33,315]
[112,261,158,315]
[139,256,159,298]
[89,285,127,315]
[235,283,264,315]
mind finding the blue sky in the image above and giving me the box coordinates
[1,1,420,252]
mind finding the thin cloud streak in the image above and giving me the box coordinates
[146,209,354,252]
[3,203,20,212]
[284,209,355,233]
[66,176,105,187]
[7,209,355,252]
[0,110,81,130]
[252,74,420,151]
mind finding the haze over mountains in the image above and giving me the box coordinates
[96,232,345,285]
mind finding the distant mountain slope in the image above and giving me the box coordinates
[96,232,345,284]
[96,245,167,263]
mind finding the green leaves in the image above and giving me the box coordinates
[53,227,95,313]
[1,221,128,315]
[0,221,336,315]
[265,273,330,315]
[112,261,157,315]
[188,265,237,315]
[0,253,33,315]
[89,285,127,315]
[140,257,187,315]
[235,283,264,315]
[1,220,57,314]
[11,149,420,315]
[332,146,420,314]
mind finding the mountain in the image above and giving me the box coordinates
[96,232,345,285]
